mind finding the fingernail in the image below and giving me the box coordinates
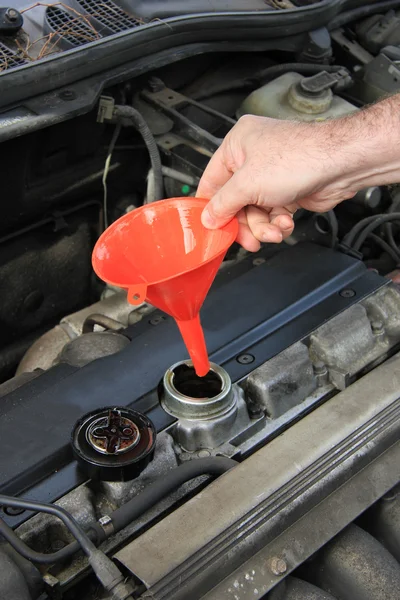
[262,230,282,243]
[202,208,216,228]
[282,219,294,230]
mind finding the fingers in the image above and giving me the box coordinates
[196,145,232,200]
[236,209,261,252]
[245,205,282,243]
[269,206,296,239]
[201,168,254,229]
[235,205,296,251]
[245,205,295,244]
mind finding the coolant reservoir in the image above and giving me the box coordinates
[237,70,357,121]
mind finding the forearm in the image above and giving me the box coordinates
[323,94,400,194]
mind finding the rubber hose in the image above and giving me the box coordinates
[0,502,128,598]
[343,212,400,247]
[0,519,92,565]
[368,233,400,263]
[384,223,398,257]
[0,457,236,564]
[343,214,379,247]
[0,495,97,558]
[114,105,164,202]
[384,196,400,261]
[329,1,400,31]
[353,213,400,251]
[109,456,236,533]
[327,210,338,249]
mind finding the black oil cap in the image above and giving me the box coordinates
[71,407,156,481]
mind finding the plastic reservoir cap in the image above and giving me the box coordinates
[92,197,238,377]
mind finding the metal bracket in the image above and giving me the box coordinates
[141,85,235,154]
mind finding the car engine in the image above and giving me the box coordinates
[1,2,400,600]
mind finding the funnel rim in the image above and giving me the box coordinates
[92,197,238,289]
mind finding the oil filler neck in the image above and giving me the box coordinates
[161,361,234,420]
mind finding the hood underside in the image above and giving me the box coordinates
[0,1,339,75]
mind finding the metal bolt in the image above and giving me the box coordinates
[5,8,19,22]
[3,506,25,517]
[236,354,255,365]
[253,258,266,266]
[198,450,211,458]
[149,316,165,326]
[313,360,326,374]
[269,557,287,576]
[383,490,398,502]
[382,484,400,502]
[248,404,264,420]
[339,289,356,298]
[59,89,76,101]
[371,320,384,334]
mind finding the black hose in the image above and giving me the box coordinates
[329,1,400,31]
[384,195,400,259]
[0,457,236,565]
[0,519,90,565]
[384,222,399,257]
[192,63,348,101]
[0,495,98,562]
[353,213,400,251]
[368,233,400,263]
[327,210,339,249]
[110,456,236,533]
[113,105,164,202]
[191,79,254,101]
[343,214,388,247]
[0,497,131,598]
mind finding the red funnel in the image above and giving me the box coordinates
[92,198,238,376]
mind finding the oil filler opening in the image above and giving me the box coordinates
[161,360,234,420]
[171,364,222,399]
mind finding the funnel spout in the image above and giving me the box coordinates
[92,197,238,377]
[176,315,210,377]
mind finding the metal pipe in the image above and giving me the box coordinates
[310,524,400,600]
[366,484,400,562]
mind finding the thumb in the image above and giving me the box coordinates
[201,169,254,229]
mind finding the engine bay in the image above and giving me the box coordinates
[1,2,400,600]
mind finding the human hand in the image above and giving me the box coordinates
[196,115,361,251]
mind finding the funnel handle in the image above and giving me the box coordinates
[127,284,147,305]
